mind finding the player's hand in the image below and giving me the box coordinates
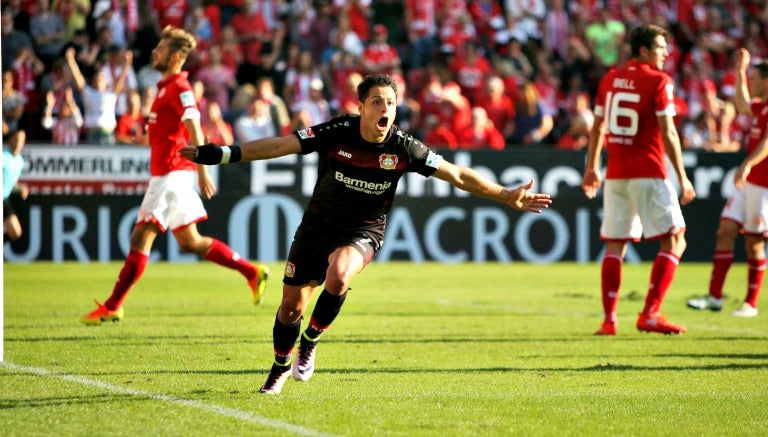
[582,168,601,199]
[734,48,750,72]
[679,176,696,205]
[506,180,552,213]
[734,162,751,189]
[197,171,216,200]
[180,143,222,164]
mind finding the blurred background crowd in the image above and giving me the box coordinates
[2,0,767,152]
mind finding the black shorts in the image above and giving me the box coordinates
[3,199,15,220]
[282,228,383,287]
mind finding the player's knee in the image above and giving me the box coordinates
[671,234,687,255]
[176,239,196,253]
[716,224,739,242]
[323,274,351,295]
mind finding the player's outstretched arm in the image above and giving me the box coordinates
[179,134,302,164]
[432,160,552,213]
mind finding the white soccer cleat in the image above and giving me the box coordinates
[259,363,292,394]
[731,302,758,318]
[292,335,318,382]
[687,295,723,312]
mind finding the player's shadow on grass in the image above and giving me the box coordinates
[317,361,768,374]
[653,353,768,360]
[0,393,141,410]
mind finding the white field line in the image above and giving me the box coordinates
[1,361,336,437]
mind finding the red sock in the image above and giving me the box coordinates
[105,250,149,310]
[745,258,766,307]
[601,254,622,323]
[709,250,734,299]
[204,238,257,279]
[643,251,679,315]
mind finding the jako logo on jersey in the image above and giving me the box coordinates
[297,128,315,139]
[338,150,352,158]
[284,261,296,278]
[379,154,398,170]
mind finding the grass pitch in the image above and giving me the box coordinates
[2,261,767,436]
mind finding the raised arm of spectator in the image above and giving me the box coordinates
[65,47,86,92]
[41,91,57,130]
[112,51,133,97]
[732,48,753,116]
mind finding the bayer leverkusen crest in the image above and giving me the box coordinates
[379,154,398,170]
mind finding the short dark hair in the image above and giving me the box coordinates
[755,62,768,80]
[357,74,398,102]
[629,24,669,58]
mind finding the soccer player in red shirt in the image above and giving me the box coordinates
[181,74,552,394]
[687,49,768,318]
[582,24,696,335]
[80,26,269,325]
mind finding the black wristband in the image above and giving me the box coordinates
[229,145,242,163]
[194,143,223,164]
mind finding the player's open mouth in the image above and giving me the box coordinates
[377,117,388,129]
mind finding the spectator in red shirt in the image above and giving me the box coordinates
[115,89,146,145]
[467,0,504,53]
[202,101,234,146]
[152,0,187,29]
[229,0,271,81]
[422,113,458,149]
[361,24,401,76]
[435,81,472,133]
[449,39,492,105]
[219,26,243,72]
[455,106,505,150]
[474,75,515,139]
[335,0,371,43]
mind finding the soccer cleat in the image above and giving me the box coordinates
[686,295,723,312]
[731,302,758,318]
[636,313,686,334]
[292,334,318,381]
[594,322,616,336]
[80,300,124,325]
[259,362,292,394]
[248,265,270,305]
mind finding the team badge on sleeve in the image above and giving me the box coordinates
[179,90,196,107]
[425,151,443,169]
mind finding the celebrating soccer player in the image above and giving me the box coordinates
[181,74,552,394]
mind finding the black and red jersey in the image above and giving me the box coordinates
[294,114,441,234]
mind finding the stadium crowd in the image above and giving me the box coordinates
[2,0,767,151]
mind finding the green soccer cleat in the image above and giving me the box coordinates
[248,265,270,305]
